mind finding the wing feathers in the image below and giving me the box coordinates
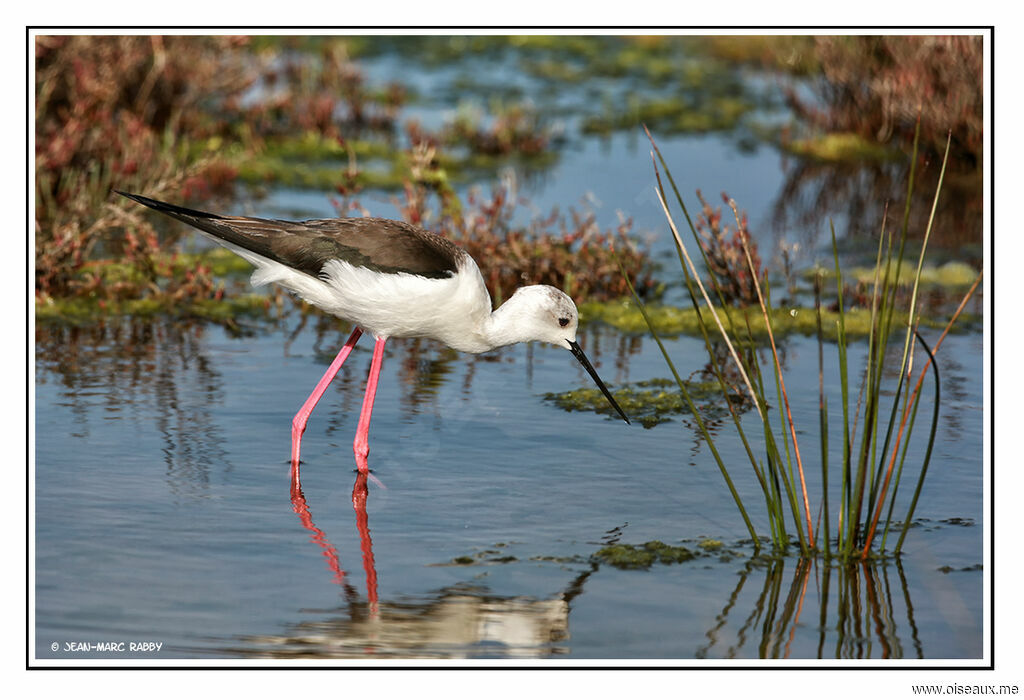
[116,191,464,279]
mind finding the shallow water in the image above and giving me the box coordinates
[33,315,983,661]
[32,36,985,663]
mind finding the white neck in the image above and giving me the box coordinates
[482,297,537,350]
[435,284,577,354]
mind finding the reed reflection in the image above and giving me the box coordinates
[696,553,925,659]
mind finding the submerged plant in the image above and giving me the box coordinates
[624,126,981,560]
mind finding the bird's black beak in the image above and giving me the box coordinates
[568,340,630,424]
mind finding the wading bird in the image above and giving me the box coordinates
[117,191,630,472]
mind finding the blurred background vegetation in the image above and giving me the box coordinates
[34,34,983,323]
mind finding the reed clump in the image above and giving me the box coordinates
[624,126,981,560]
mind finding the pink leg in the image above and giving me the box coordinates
[352,336,387,473]
[291,327,363,468]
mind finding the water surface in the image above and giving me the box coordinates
[34,317,983,661]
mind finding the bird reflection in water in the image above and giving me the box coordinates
[289,464,379,619]
[277,462,572,659]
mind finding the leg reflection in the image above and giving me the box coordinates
[289,463,349,588]
[352,471,379,618]
[288,463,380,619]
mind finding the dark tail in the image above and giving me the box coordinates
[115,190,226,225]
[115,190,302,270]
[114,190,261,253]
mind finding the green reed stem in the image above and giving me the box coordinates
[831,224,853,555]
[894,331,941,554]
[815,271,832,558]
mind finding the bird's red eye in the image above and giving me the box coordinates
[558,317,570,327]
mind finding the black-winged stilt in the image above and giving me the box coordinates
[117,191,630,473]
